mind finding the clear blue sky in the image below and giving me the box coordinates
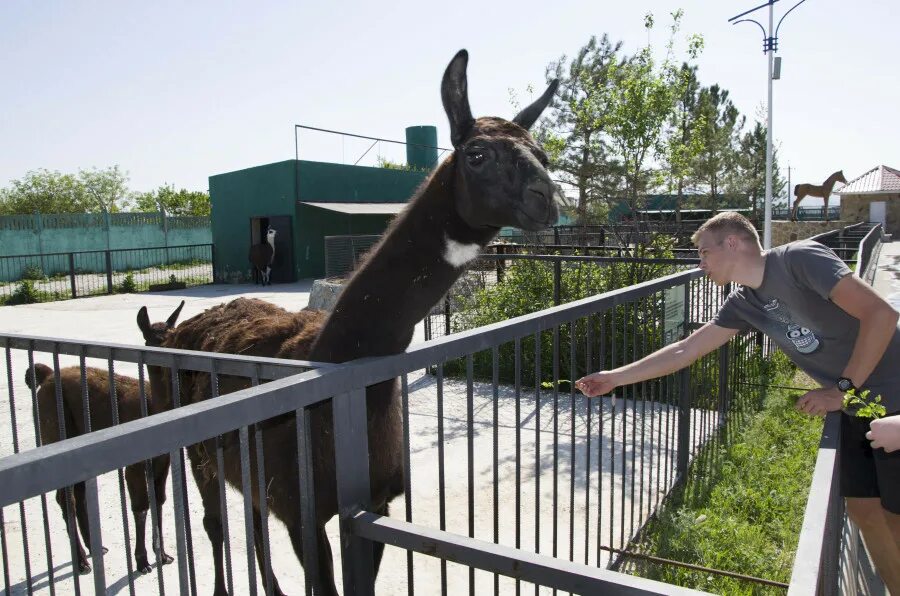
[1,0,896,206]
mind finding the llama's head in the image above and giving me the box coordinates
[834,170,847,184]
[137,300,185,347]
[441,50,564,232]
[266,228,277,241]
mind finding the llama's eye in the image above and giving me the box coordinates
[466,151,485,166]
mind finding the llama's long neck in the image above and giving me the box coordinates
[306,160,498,363]
[267,235,275,253]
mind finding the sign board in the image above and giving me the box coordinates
[663,285,685,346]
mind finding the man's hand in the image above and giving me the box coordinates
[795,387,844,416]
[575,371,619,398]
[866,415,900,452]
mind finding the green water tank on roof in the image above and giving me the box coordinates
[405,126,438,171]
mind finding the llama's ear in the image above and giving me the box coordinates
[137,306,151,335]
[166,301,185,329]
[441,49,474,148]
[512,79,560,131]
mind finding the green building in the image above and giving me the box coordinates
[209,126,437,282]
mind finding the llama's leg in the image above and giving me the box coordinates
[287,523,339,596]
[372,500,389,576]
[56,487,91,574]
[189,448,229,596]
[125,463,153,573]
[152,454,174,565]
[252,510,285,596]
[265,266,271,286]
[824,196,830,222]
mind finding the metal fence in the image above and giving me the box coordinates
[770,206,842,221]
[0,267,792,595]
[424,252,700,341]
[0,244,214,304]
[324,236,381,279]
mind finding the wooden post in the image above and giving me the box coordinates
[68,253,77,298]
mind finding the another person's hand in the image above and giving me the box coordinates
[866,415,900,453]
[795,387,844,416]
[575,371,618,398]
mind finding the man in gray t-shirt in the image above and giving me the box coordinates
[576,212,900,591]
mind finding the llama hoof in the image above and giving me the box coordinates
[138,562,153,575]
[159,551,174,565]
[78,560,92,574]
[87,546,108,556]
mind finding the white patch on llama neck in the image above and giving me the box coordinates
[443,236,481,267]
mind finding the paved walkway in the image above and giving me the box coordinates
[871,239,900,310]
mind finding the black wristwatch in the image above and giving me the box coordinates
[836,377,857,393]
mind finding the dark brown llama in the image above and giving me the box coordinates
[24,348,180,575]
[790,169,847,221]
[249,227,277,285]
[154,49,563,595]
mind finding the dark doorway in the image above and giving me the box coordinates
[249,216,295,283]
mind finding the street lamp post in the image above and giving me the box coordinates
[729,0,807,249]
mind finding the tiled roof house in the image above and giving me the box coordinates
[837,165,900,234]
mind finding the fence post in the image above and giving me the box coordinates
[495,244,505,283]
[332,388,375,596]
[676,280,692,480]
[210,243,217,283]
[717,282,732,420]
[68,253,77,298]
[553,259,561,306]
[443,297,451,335]
[105,251,113,294]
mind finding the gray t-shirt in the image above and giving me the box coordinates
[713,239,900,411]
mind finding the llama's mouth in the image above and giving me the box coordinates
[515,205,557,230]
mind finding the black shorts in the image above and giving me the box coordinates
[840,412,900,514]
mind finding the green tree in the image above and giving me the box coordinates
[691,85,742,211]
[736,120,787,221]
[604,11,704,218]
[133,184,211,216]
[540,34,627,224]
[0,166,131,214]
[661,63,705,220]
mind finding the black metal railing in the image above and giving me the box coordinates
[0,244,213,304]
[0,268,777,595]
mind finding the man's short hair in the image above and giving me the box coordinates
[691,212,761,247]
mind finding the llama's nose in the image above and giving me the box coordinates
[525,180,550,201]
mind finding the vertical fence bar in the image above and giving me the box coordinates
[436,364,447,595]
[296,406,320,596]
[68,253,77,298]
[238,425,258,596]
[108,355,137,596]
[105,250,113,294]
[5,342,33,596]
[137,354,167,593]
[534,330,541,596]
[466,355,475,595]
[514,338,522,596]
[168,360,194,596]
[84,477,107,594]
[400,374,414,596]
[333,388,375,596]
[51,350,82,596]
[492,346,500,595]
[26,347,56,596]
[676,281,692,481]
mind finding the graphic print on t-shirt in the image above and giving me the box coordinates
[762,298,821,354]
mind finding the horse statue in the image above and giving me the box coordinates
[790,170,847,222]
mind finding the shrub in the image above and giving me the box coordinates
[21,264,44,280]
[7,280,41,305]
[119,272,137,293]
[444,236,681,387]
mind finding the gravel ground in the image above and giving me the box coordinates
[0,283,717,594]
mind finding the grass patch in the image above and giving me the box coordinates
[631,353,822,594]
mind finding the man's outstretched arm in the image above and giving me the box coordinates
[575,322,739,397]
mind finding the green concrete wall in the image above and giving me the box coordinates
[297,160,425,203]
[295,206,392,278]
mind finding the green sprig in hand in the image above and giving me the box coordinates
[842,388,887,420]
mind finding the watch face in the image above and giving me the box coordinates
[837,378,852,392]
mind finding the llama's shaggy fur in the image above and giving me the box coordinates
[152,49,562,596]
[25,363,173,575]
